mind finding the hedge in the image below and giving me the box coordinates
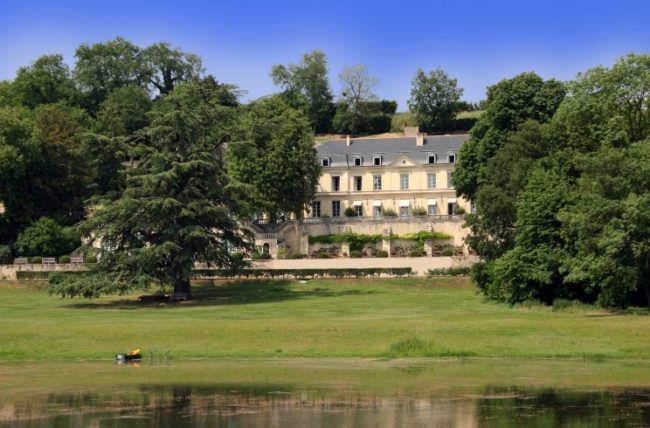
[191,267,412,279]
[17,267,414,281]
[426,267,471,277]
[16,271,88,281]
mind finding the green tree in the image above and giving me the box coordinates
[469,54,650,308]
[16,217,79,257]
[141,42,204,95]
[227,96,321,219]
[483,166,570,304]
[0,81,19,107]
[95,85,152,137]
[30,103,92,226]
[12,54,76,108]
[0,107,39,242]
[74,37,147,115]
[49,82,250,299]
[408,68,464,132]
[560,140,650,308]
[454,73,565,200]
[271,49,334,133]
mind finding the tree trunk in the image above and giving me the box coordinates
[173,278,192,300]
[643,283,650,309]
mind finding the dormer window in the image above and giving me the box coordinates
[321,158,330,167]
[428,154,437,164]
[448,153,456,163]
[353,157,362,166]
[373,156,382,166]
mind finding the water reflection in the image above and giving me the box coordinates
[3,384,650,427]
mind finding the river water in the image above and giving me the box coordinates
[2,359,650,427]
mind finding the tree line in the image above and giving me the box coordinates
[454,54,650,308]
[0,38,465,297]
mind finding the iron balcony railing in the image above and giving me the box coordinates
[301,214,464,224]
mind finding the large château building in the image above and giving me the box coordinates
[312,132,470,219]
[244,130,472,257]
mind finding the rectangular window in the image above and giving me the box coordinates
[331,176,340,192]
[354,176,362,191]
[428,154,436,164]
[428,204,437,216]
[373,175,382,191]
[373,156,382,166]
[447,172,454,189]
[373,206,382,218]
[321,158,330,167]
[400,206,410,217]
[312,201,321,217]
[332,201,340,217]
[448,202,457,215]
[428,173,437,189]
[400,174,409,190]
[355,205,363,217]
[448,153,456,163]
[354,157,362,166]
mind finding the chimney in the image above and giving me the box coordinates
[416,133,424,146]
[346,135,351,146]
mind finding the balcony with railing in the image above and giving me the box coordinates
[301,214,464,224]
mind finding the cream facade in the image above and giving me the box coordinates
[244,133,472,258]
[311,134,470,219]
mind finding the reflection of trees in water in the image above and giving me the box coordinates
[476,387,650,427]
[4,386,650,426]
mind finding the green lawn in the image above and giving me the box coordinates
[1,277,649,361]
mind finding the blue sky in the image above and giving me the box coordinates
[1,0,649,110]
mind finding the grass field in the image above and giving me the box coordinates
[1,277,649,361]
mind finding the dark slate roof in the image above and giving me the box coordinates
[316,135,468,167]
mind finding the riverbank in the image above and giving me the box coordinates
[1,278,649,361]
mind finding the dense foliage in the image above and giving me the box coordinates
[271,49,335,133]
[49,81,253,298]
[408,68,464,132]
[226,96,321,219]
[457,54,650,308]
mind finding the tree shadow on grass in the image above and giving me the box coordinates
[65,280,377,310]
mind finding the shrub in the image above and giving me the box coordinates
[409,249,426,257]
[388,337,432,357]
[16,270,49,280]
[344,207,357,217]
[0,245,12,264]
[441,246,454,257]
[383,208,398,217]
[84,255,98,263]
[289,252,305,259]
[390,112,417,132]
[453,205,466,215]
[349,250,363,258]
[276,247,290,259]
[412,206,427,216]
[317,252,331,259]
[427,267,471,277]
[552,298,573,312]
[29,256,42,264]
[376,250,388,258]
[58,255,71,264]
[251,252,272,260]
[16,217,80,257]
